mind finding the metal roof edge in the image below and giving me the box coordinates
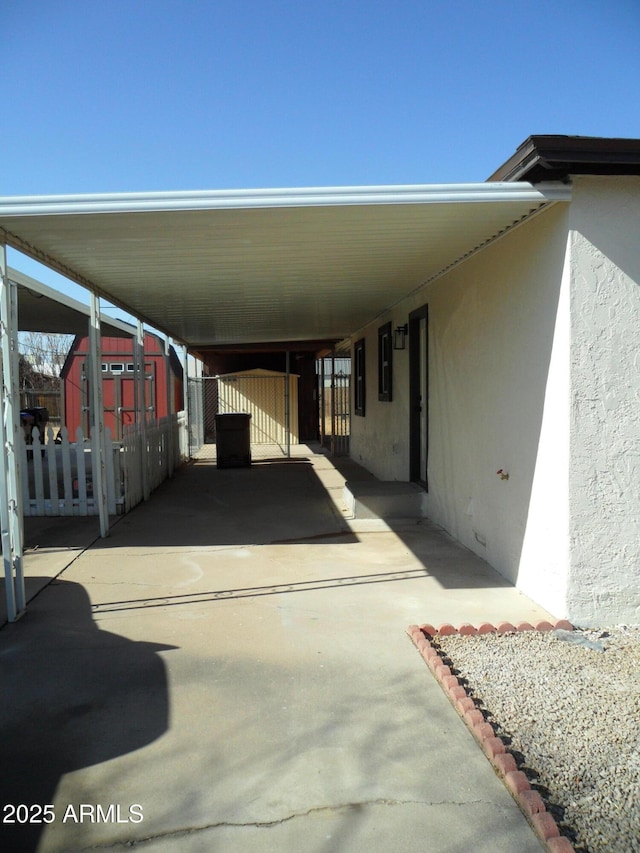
[0,182,571,216]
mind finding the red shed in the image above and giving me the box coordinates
[61,331,184,439]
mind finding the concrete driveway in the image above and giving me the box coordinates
[0,446,550,852]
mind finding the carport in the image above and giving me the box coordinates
[1,181,571,621]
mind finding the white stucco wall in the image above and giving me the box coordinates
[351,202,573,616]
[566,176,640,625]
[420,205,573,616]
[349,323,411,482]
[350,177,640,625]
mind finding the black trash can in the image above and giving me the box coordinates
[215,413,252,469]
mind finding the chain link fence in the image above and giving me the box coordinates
[188,372,299,461]
[188,361,351,461]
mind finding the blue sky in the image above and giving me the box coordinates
[2,0,639,307]
[3,0,639,196]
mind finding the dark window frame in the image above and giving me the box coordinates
[354,338,366,416]
[377,322,393,402]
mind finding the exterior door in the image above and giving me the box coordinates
[409,305,428,487]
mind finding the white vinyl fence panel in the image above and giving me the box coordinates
[21,413,189,517]
[20,425,123,517]
[122,413,188,513]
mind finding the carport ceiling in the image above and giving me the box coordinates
[0,183,571,348]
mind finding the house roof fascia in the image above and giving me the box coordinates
[488,135,640,183]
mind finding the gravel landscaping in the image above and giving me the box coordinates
[434,626,640,853]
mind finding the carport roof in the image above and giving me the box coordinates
[0,182,571,348]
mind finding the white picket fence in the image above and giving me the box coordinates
[20,412,188,517]
[121,413,188,512]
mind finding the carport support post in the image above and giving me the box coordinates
[285,350,291,458]
[88,294,109,538]
[134,321,149,500]
[182,345,189,415]
[164,334,174,476]
[318,358,325,447]
[330,348,336,457]
[181,345,190,459]
[0,244,26,621]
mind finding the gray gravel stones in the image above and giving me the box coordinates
[435,626,640,853]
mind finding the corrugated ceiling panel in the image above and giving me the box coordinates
[0,184,570,346]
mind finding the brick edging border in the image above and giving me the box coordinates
[407,620,576,853]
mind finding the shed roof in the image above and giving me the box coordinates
[0,182,570,349]
[8,267,135,338]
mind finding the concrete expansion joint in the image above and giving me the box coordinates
[406,622,576,853]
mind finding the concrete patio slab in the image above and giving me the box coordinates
[0,445,549,852]
[0,514,104,626]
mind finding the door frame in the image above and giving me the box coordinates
[409,304,428,488]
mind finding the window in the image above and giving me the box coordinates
[378,322,392,402]
[354,339,366,416]
[110,362,125,374]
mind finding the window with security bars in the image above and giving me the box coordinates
[378,322,392,402]
[354,339,365,416]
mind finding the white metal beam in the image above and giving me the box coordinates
[88,293,109,538]
[164,334,174,478]
[330,348,336,458]
[182,345,189,455]
[285,351,291,459]
[0,182,572,216]
[134,322,149,501]
[0,241,26,620]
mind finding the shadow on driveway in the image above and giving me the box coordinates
[0,578,174,852]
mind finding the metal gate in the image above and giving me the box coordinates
[317,357,350,456]
[188,371,298,461]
